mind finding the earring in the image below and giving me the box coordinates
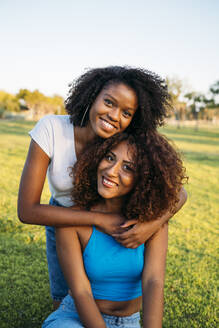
[80,105,89,127]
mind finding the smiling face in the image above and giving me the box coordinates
[88,83,138,138]
[97,140,137,203]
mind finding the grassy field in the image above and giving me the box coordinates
[0,119,218,328]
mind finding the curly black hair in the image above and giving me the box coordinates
[72,132,187,222]
[65,66,172,134]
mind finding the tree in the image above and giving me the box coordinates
[0,91,20,113]
[166,76,184,105]
[166,76,188,126]
[46,94,65,114]
[208,80,219,108]
[16,89,65,119]
[184,92,207,129]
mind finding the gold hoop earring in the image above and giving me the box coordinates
[80,105,89,127]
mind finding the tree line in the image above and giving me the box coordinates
[166,78,219,122]
[0,89,65,119]
[0,78,218,121]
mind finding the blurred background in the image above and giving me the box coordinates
[0,1,218,327]
[0,0,218,122]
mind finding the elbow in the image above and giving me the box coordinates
[17,202,33,224]
[17,208,29,224]
[149,278,165,288]
[142,278,165,292]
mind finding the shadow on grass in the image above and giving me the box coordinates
[165,135,219,147]
[161,126,219,139]
[183,151,219,168]
[0,233,52,328]
[0,120,35,137]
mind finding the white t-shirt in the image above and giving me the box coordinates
[29,114,77,207]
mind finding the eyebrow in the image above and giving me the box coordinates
[124,160,135,166]
[104,93,136,111]
[109,151,135,166]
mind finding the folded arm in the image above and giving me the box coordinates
[142,223,168,328]
[56,226,107,328]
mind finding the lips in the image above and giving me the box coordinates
[99,118,117,132]
[102,176,118,188]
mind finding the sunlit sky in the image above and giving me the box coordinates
[1,0,218,98]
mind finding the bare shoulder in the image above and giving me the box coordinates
[63,205,93,249]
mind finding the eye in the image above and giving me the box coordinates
[104,98,113,107]
[123,164,134,172]
[105,153,114,162]
[123,110,132,118]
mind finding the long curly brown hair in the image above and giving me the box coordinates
[72,132,187,222]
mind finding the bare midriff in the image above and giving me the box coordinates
[96,296,142,316]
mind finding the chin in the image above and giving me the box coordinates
[97,129,114,139]
[98,188,114,199]
[99,191,112,199]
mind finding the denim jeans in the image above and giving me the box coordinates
[42,294,141,328]
[46,197,69,301]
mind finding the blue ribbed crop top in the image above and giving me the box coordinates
[83,226,145,301]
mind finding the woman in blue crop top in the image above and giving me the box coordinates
[42,132,187,328]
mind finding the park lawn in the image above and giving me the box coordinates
[0,120,218,328]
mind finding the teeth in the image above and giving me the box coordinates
[102,120,114,130]
[103,177,116,186]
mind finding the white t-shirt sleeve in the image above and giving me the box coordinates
[29,115,54,158]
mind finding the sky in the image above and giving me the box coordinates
[0,0,219,98]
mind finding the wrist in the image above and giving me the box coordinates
[92,211,105,228]
[81,209,104,227]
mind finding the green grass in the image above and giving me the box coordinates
[0,120,218,327]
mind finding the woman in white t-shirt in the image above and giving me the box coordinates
[18,66,187,309]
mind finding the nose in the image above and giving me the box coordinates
[107,107,120,122]
[106,161,120,177]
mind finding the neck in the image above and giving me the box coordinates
[74,123,96,149]
[101,197,123,214]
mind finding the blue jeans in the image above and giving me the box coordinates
[42,294,141,328]
[46,197,69,301]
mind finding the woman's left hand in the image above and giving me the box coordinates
[112,220,162,248]
[113,187,187,248]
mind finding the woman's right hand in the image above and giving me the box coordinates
[95,212,138,236]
